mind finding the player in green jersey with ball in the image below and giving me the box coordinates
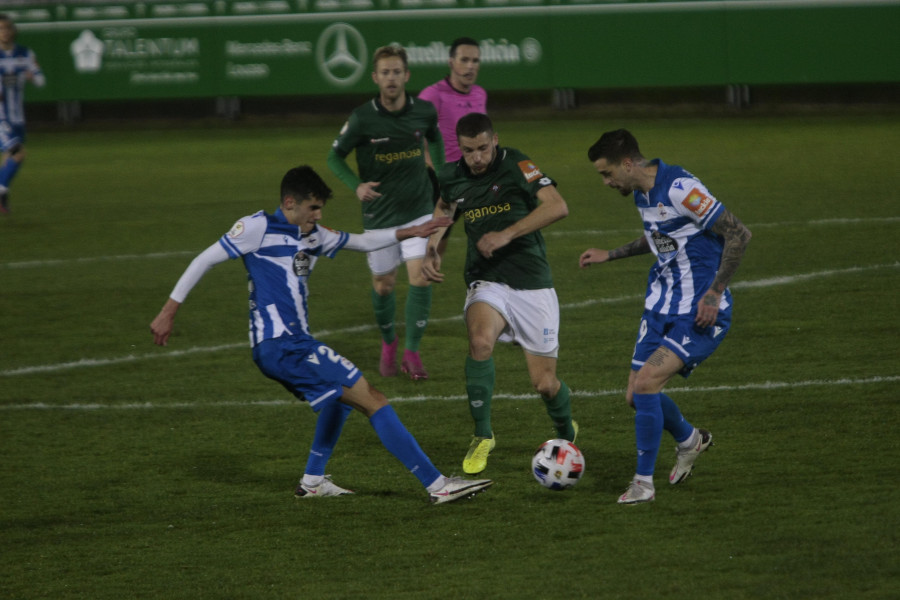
[422,112,578,474]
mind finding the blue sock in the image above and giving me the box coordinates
[660,393,694,443]
[304,401,354,476]
[632,393,664,477]
[0,157,20,188]
[369,404,441,488]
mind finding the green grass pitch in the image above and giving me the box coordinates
[1,110,898,599]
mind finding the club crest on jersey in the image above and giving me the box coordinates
[651,231,678,254]
[517,159,542,183]
[657,203,668,219]
[227,220,245,238]
[682,188,713,216]
[293,251,311,277]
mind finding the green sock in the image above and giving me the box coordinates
[404,285,432,352]
[465,356,495,438]
[543,380,575,440]
[371,288,396,344]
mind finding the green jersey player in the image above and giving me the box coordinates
[422,113,577,475]
[328,45,445,382]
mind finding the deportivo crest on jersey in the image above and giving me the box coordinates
[651,231,678,254]
[517,159,542,183]
[293,251,311,277]
[657,203,668,219]
[682,188,714,217]
[227,221,245,238]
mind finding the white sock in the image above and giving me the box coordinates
[426,475,448,493]
[634,474,654,487]
[678,428,699,450]
[302,474,324,487]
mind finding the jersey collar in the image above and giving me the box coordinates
[373,94,414,116]
[273,207,317,237]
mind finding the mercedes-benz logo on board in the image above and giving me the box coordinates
[317,23,367,87]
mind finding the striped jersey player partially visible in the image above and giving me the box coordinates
[0,13,45,214]
[579,128,752,505]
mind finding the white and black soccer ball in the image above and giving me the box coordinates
[531,439,585,490]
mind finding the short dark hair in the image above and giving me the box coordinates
[588,129,643,164]
[373,44,409,70]
[280,166,333,205]
[456,112,493,140]
[450,37,479,58]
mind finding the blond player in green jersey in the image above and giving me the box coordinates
[328,45,445,381]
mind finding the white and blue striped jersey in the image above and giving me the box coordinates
[636,159,730,316]
[218,208,350,347]
[0,44,44,125]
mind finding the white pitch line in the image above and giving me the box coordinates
[1,262,897,378]
[1,375,895,411]
[2,216,898,270]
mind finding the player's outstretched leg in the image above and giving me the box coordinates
[369,404,492,503]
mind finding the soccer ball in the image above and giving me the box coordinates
[531,439,585,490]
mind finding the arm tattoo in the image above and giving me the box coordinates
[609,236,651,261]
[709,209,752,293]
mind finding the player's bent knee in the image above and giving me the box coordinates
[468,338,494,361]
[632,374,665,395]
[532,376,559,398]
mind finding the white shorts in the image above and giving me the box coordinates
[365,214,431,276]
[464,280,560,358]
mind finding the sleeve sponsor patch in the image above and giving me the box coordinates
[518,159,543,183]
[681,188,714,217]
[227,220,245,238]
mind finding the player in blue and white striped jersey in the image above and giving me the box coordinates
[0,14,45,214]
[151,166,492,504]
[580,129,751,504]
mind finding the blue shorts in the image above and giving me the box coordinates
[0,121,24,152]
[252,336,362,412]
[632,309,731,378]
